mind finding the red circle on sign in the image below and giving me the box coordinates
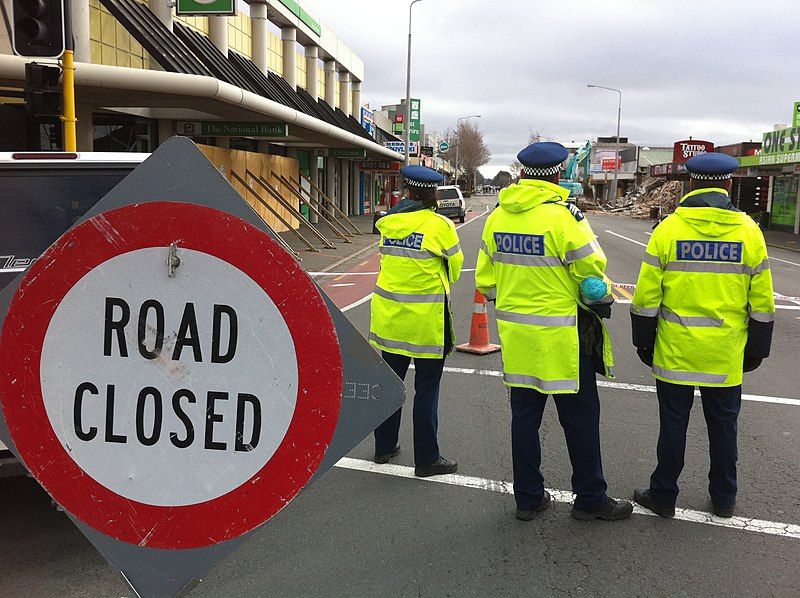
[0,202,342,549]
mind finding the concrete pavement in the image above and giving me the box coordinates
[2,196,799,597]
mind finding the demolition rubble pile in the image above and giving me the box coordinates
[613,178,683,219]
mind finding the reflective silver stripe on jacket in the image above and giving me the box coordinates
[748,310,775,323]
[642,252,663,268]
[652,365,727,384]
[658,306,724,328]
[373,286,446,303]
[492,253,564,267]
[630,305,659,317]
[564,242,595,264]
[749,259,770,275]
[504,373,578,392]
[483,287,497,300]
[380,246,437,259]
[369,332,443,356]
[480,240,493,260]
[442,243,461,258]
[496,310,576,327]
[665,261,746,274]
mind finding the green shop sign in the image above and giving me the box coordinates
[409,98,421,143]
[176,0,235,16]
[738,124,800,168]
[176,121,288,137]
[794,101,800,127]
[327,148,367,159]
[277,0,322,36]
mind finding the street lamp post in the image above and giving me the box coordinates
[455,114,480,189]
[587,84,622,206]
[404,0,424,166]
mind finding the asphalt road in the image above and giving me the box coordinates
[2,197,799,597]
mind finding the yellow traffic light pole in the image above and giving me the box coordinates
[61,0,77,151]
[61,49,76,152]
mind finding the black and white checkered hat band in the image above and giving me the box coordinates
[405,179,440,188]
[523,165,560,176]
[690,172,732,180]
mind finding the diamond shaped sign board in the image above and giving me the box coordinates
[0,137,405,598]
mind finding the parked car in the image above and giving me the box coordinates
[436,185,466,223]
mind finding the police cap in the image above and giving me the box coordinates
[685,152,739,180]
[517,142,569,177]
[400,165,445,188]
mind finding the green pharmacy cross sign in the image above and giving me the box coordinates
[176,0,235,16]
[177,121,288,138]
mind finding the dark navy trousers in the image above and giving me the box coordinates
[374,351,444,466]
[509,358,608,512]
[649,380,741,509]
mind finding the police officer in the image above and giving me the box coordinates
[370,165,464,477]
[476,142,633,521]
[631,152,775,518]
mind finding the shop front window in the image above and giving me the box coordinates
[771,176,798,230]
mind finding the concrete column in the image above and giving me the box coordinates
[150,0,173,31]
[351,81,361,120]
[76,104,93,151]
[305,46,320,99]
[281,27,297,89]
[324,60,337,106]
[71,0,91,61]
[209,16,229,57]
[338,71,351,116]
[341,159,350,215]
[326,157,336,210]
[250,3,268,73]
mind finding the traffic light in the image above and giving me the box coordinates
[12,0,65,58]
[25,62,62,116]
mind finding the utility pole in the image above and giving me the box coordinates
[404,0,424,166]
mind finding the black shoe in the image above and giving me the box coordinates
[633,488,675,518]
[712,502,735,518]
[571,497,634,521]
[414,456,457,477]
[373,445,400,464]
[515,491,552,521]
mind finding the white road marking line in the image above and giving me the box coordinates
[312,268,477,277]
[645,232,652,236]
[334,457,800,541]
[408,365,800,406]
[330,283,355,287]
[603,230,647,247]
[770,255,800,268]
[456,205,490,229]
[342,293,373,312]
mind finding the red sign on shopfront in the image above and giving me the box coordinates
[673,139,714,163]
[601,157,621,171]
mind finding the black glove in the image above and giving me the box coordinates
[637,347,654,367]
[743,354,762,373]
[588,303,612,319]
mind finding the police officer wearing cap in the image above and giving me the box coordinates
[631,152,775,518]
[369,165,464,477]
[476,142,633,521]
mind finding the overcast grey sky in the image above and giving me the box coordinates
[302,0,799,177]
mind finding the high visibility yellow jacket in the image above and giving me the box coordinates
[475,179,614,394]
[631,188,775,387]
[369,204,463,359]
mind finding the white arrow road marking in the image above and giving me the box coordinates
[334,457,800,540]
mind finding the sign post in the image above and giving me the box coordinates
[0,137,405,597]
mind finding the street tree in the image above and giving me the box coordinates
[493,170,512,188]
[439,121,491,192]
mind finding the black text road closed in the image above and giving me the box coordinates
[0,202,342,549]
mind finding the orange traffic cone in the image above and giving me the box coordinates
[456,290,501,355]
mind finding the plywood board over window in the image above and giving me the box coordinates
[197,144,300,233]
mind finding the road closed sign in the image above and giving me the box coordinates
[0,201,342,549]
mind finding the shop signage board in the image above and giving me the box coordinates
[360,160,401,172]
[438,141,450,153]
[176,0,235,16]
[409,99,421,143]
[384,141,418,155]
[793,101,800,127]
[0,138,405,598]
[176,121,288,138]
[672,139,714,163]
[421,145,434,157]
[327,148,367,159]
